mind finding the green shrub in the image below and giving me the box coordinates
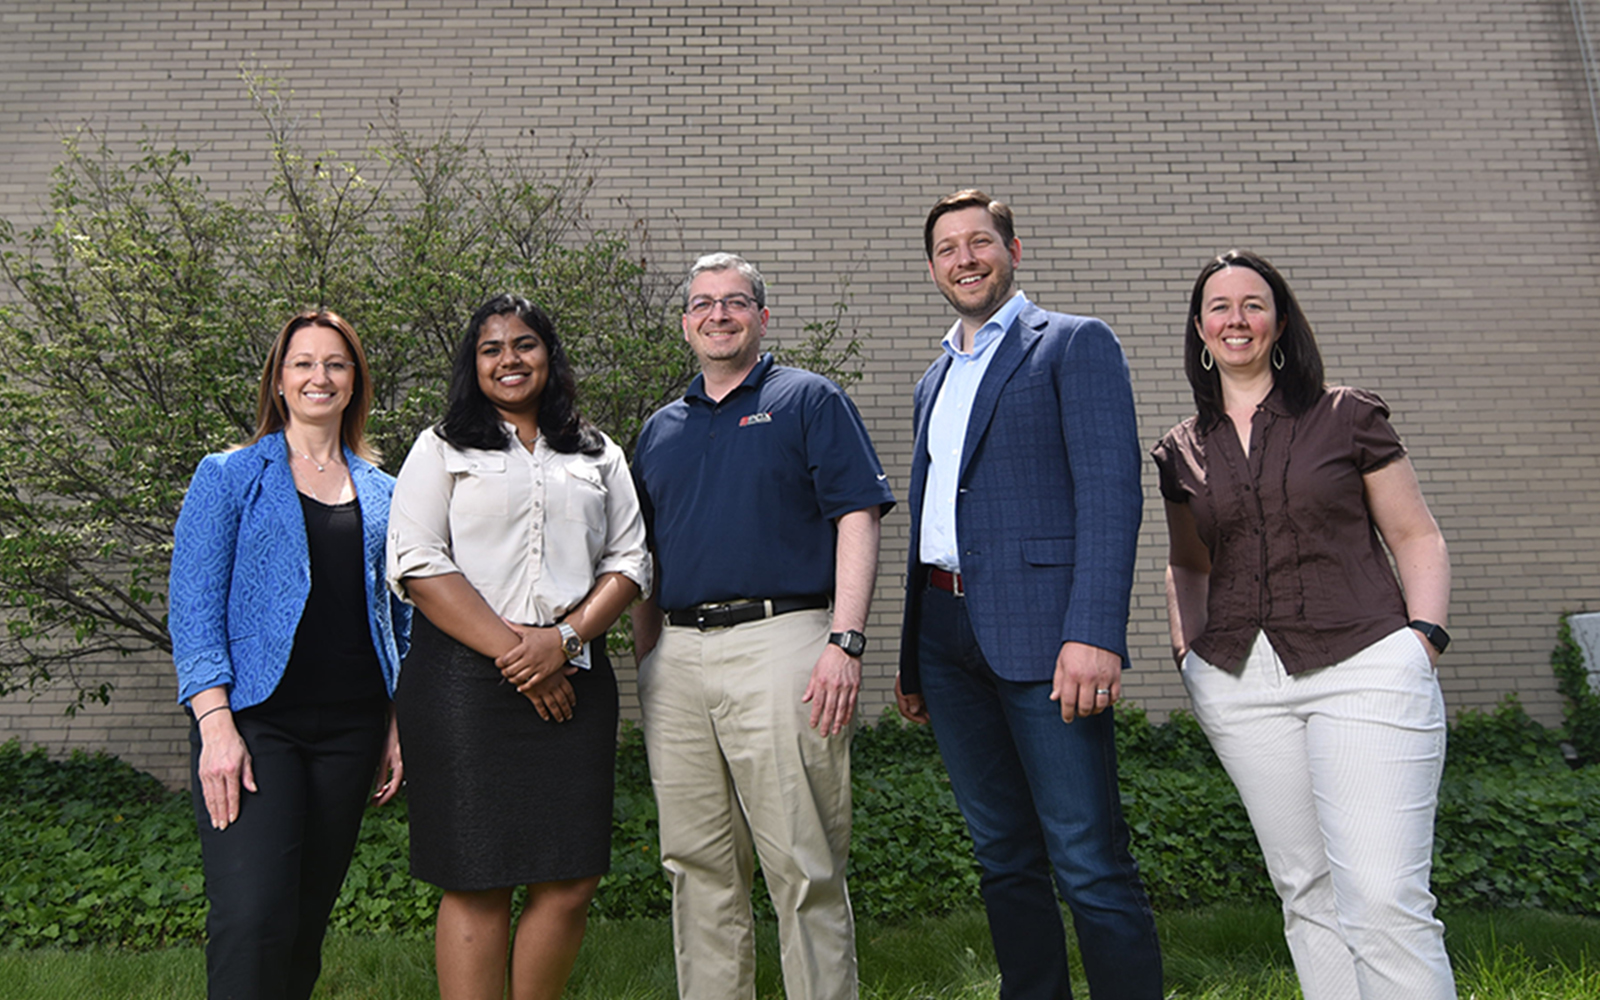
[0,741,204,948]
[1445,696,1567,776]
[1433,766,1600,911]
[8,697,1600,951]
[1551,613,1600,764]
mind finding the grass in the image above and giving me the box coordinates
[0,906,1596,999]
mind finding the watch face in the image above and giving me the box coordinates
[558,624,582,656]
[832,630,866,657]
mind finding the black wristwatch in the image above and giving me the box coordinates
[557,622,584,659]
[828,629,867,658]
[1408,620,1450,655]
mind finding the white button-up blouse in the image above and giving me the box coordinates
[386,425,651,628]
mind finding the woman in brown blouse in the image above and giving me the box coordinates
[1153,250,1454,1000]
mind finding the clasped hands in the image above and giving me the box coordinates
[495,621,578,722]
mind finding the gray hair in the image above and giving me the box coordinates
[682,252,767,311]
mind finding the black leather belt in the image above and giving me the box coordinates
[666,594,830,631]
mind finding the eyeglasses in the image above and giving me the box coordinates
[284,359,353,376]
[685,294,760,318]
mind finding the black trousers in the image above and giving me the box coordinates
[190,697,388,1000]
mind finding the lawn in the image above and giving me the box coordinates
[0,905,1595,999]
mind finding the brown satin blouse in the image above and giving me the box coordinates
[1152,386,1410,675]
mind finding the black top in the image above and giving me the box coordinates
[262,494,387,708]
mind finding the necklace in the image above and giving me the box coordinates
[287,440,341,473]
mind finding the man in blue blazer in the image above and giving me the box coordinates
[896,190,1162,1000]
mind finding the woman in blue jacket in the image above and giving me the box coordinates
[170,310,411,1000]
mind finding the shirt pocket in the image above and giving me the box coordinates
[443,450,509,517]
[560,464,608,524]
[1021,536,1075,566]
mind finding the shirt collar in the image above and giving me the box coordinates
[498,421,545,455]
[686,352,774,404]
[1258,384,1292,416]
[940,291,1029,361]
[1198,384,1292,439]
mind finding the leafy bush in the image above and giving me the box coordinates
[0,79,861,710]
[7,699,1600,950]
[1551,613,1600,763]
[1445,696,1567,776]
[0,741,204,947]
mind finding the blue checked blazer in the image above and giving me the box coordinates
[898,302,1142,694]
[170,431,410,708]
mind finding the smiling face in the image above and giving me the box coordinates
[681,267,768,374]
[475,312,549,418]
[276,322,356,430]
[928,205,1021,325]
[1195,265,1285,376]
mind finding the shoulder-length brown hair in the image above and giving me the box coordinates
[247,310,379,463]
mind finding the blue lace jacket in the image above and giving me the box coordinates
[170,431,411,708]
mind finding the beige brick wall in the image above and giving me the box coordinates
[3,0,1599,786]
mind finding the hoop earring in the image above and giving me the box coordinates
[1200,346,1214,372]
[1272,344,1286,371]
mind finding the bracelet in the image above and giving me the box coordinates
[194,704,230,725]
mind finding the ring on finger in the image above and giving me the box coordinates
[1095,688,1112,698]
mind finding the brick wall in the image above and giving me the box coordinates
[3,0,1598,787]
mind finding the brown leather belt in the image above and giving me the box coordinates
[927,567,965,597]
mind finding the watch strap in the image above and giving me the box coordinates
[1408,619,1450,655]
[828,629,866,658]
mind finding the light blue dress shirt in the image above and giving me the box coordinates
[918,291,1030,571]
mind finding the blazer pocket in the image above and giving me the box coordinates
[1021,536,1075,566]
[1000,372,1054,397]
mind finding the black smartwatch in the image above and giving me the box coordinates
[1408,620,1450,655]
[828,629,867,658]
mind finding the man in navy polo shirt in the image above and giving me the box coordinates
[631,252,893,1000]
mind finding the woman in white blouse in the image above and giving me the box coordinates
[387,294,650,1000]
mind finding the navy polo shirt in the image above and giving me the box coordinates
[633,354,895,611]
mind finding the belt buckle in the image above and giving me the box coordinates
[695,602,732,630]
[951,571,964,598]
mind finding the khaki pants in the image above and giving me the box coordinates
[639,608,858,1000]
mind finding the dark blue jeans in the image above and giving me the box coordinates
[917,586,1163,1000]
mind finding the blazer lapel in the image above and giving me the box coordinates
[908,354,952,521]
[347,454,389,573]
[258,434,310,559]
[958,307,1044,484]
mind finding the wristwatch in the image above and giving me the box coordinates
[556,622,584,660]
[828,629,867,658]
[1408,620,1450,655]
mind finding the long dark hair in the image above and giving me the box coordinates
[438,293,603,455]
[1183,249,1324,429]
[248,310,379,462]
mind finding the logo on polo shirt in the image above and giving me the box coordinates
[739,412,773,427]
